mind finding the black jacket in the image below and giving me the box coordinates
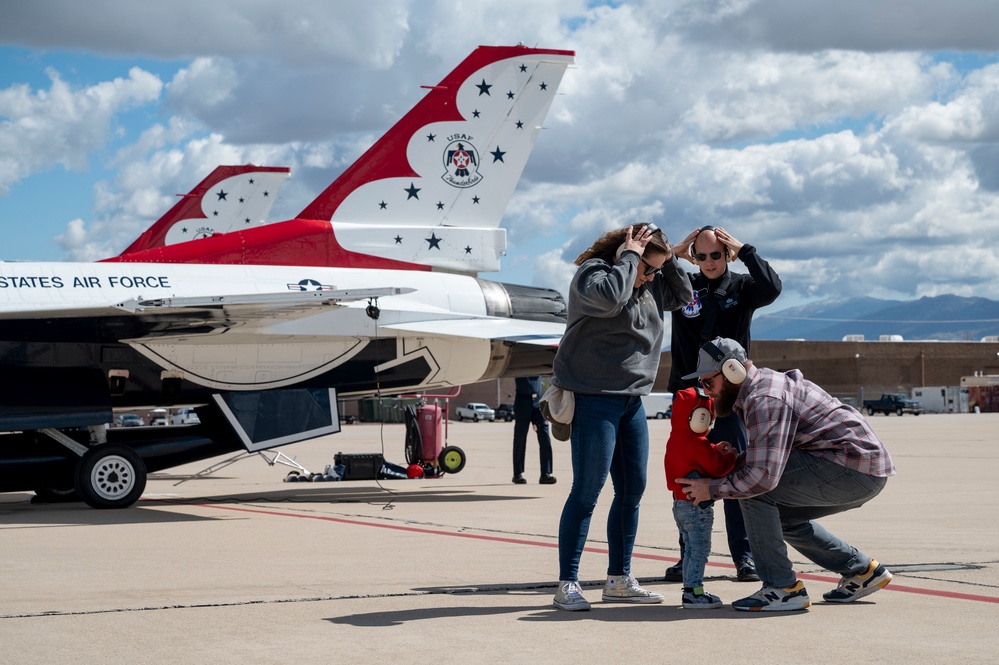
[668,244,781,392]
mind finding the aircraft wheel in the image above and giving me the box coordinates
[75,444,147,509]
[438,445,466,474]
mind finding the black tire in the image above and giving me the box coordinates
[866,406,875,416]
[75,444,147,509]
[896,407,904,416]
[473,414,479,422]
[457,414,464,422]
[438,445,466,474]
[655,412,666,419]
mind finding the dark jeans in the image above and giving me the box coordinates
[512,396,553,476]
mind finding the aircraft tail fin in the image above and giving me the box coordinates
[117,165,290,256]
[296,45,575,273]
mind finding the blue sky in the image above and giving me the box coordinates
[3,0,999,311]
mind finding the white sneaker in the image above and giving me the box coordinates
[553,580,591,611]
[601,574,664,604]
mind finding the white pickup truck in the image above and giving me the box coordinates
[455,402,496,422]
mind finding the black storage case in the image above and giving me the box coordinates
[334,452,384,480]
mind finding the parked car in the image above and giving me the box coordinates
[149,409,168,426]
[171,408,201,425]
[494,403,515,422]
[115,414,144,427]
[455,402,496,422]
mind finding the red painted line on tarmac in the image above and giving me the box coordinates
[197,503,999,605]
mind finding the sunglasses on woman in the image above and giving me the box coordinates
[640,258,662,277]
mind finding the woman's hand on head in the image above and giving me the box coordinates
[618,224,654,260]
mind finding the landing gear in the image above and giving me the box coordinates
[74,444,147,509]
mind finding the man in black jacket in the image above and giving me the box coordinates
[665,225,782,583]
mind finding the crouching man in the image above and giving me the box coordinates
[676,338,896,612]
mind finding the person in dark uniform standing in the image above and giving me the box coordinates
[664,225,782,583]
[512,376,556,485]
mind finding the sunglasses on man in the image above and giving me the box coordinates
[694,251,725,262]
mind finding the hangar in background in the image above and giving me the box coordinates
[454,339,999,415]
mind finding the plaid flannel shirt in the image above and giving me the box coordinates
[709,365,896,500]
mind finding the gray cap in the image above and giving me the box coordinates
[681,337,748,380]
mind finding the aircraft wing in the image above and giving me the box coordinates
[0,287,409,327]
[114,287,415,341]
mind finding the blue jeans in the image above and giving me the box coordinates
[740,449,888,588]
[672,499,714,589]
[557,393,648,581]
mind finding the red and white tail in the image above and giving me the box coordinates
[108,46,574,273]
[117,165,290,255]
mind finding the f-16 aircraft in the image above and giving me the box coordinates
[0,45,574,508]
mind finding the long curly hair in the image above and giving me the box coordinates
[574,223,673,266]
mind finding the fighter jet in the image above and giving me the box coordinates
[0,45,574,508]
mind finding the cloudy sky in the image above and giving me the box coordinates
[3,0,999,310]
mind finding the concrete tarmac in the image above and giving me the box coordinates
[2,413,997,664]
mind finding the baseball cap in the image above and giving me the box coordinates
[681,337,748,380]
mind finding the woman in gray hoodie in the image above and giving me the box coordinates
[551,223,693,611]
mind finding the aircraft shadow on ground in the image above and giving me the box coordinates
[0,480,537,525]
[0,495,217,526]
[141,482,538,506]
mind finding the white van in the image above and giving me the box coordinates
[641,392,673,419]
[171,408,200,425]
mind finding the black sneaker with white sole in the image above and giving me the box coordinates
[823,560,892,603]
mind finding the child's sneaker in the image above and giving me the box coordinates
[823,560,893,603]
[601,574,664,603]
[553,580,591,611]
[681,588,723,609]
[732,581,811,612]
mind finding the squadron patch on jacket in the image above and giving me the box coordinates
[681,291,703,318]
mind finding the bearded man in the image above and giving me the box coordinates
[676,338,896,612]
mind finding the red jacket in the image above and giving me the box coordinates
[664,388,737,501]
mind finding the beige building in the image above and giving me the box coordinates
[453,339,999,415]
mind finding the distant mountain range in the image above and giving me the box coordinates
[751,295,999,341]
